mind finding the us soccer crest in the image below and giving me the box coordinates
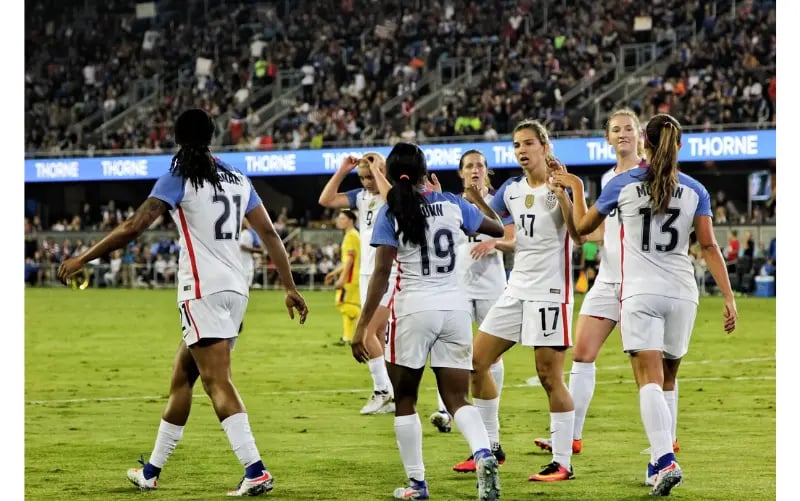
[368,199,376,209]
[545,191,558,210]
[524,194,534,208]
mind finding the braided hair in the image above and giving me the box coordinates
[169,108,224,193]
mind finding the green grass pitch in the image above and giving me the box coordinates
[25,289,775,500]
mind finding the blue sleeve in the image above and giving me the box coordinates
[454,196,483,234]
[370,205,398,248]
[149,172,185,209]
[344,188,361,209]
[245,176,262,213]
[490,179,514,225]
[595,175,624,215]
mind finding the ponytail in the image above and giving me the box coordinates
[385,142,429,246]
[644,114,682,214]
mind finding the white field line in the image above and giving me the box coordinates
[26,356,775,406]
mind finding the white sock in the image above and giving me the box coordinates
[453,405,491,454]
[395,414,424,481]
[221,413,261,467]
[490,360,505,397]
[473,397,500,446]
[436,391,447,413]
[550,411,575,468]
[148,419,184,468]
[664,380,678,442]
[568,361,596,440]
[639,383,673,462]
[368,357,392,393]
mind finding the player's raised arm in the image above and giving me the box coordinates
[318,155,360,208]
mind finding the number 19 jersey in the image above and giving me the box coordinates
[489,176,574,304]
[150,162,262,302]
[370,191,484,318]
[595,167,712,303]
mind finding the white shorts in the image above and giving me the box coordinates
[178,291,249,347]
[579,281,621,322]
[468,298,497,326]
[620,294,697,359]
[385,310,473,370]
[479,295,573,347]
[360,273,396,308]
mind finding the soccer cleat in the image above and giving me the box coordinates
[475,450,501,501]
[126,467,158,491]
[127,456,158,491]
[453,444,506,473]
[649,460,682,496]
[360,391,396,415]
[226,470,274,497]
[645,462,658,486]
[640,441,681,455]
[533,437,582,454]
[393,478,430,499]
[528,461,574,482]
[429,410,452,433]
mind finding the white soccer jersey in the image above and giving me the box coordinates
[345,188,387,276]
[150,161,262,302]
[371,191,485,317]
[595,167,622,284]
[456,191,507,300]
[489,176,574,304]
[596,167,712,303]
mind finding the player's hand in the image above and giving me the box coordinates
[723,297,738,334]
[324,272,336,286]
[463,183,482,205]
[350,324,370,363]
[367,154,386,173]
[285,289,309,324]
[57,257,84,286]
[551,172,581,190]
[338,155,359,174]
[471,239,497,259]
[424,173,442,193]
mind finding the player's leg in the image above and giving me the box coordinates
[127,340,199,490]
[188,292,273,497]
[623,295,682,496]
[360,296,395,415]
[663,359,681,452]
[384,311,429,499]
[474,299,506,397]
[528,346,575,482]
[433,310,500,500]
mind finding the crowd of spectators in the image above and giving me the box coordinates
[26,0,776,157]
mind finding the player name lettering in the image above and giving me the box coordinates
[218,170,243,185]
[420,203,444,218]
[635,185,684,200]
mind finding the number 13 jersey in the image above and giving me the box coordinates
[150,161,262,302]
[595,166,712,303]
[489,176,574,304]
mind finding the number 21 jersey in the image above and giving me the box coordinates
[150,161,262,302]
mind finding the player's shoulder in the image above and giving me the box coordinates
[498,175,524,194]
[677,171,709,197]
[425,191,461,205]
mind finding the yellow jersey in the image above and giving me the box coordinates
[337,228,360,305]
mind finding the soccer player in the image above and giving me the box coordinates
[56,108,309,497]
[462,119,581,483]
[567,113,737,495]
[533,108,686,457]
[443,150,513,473]
[239,217,261,290]
[351,142,503,500]
[319,152,397,414]
[324,209,361,344]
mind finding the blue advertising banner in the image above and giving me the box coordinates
[25,129,775,183]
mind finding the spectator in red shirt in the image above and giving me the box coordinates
[726,230,740,262]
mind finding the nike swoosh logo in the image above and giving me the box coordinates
[543,331,557,337]
[509,196,520,200]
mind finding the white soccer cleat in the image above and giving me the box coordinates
[429,410,452,432]
[360,391,395,415]
[126,467,158,491]
[227,469,274,497]
[475,451,501,501]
